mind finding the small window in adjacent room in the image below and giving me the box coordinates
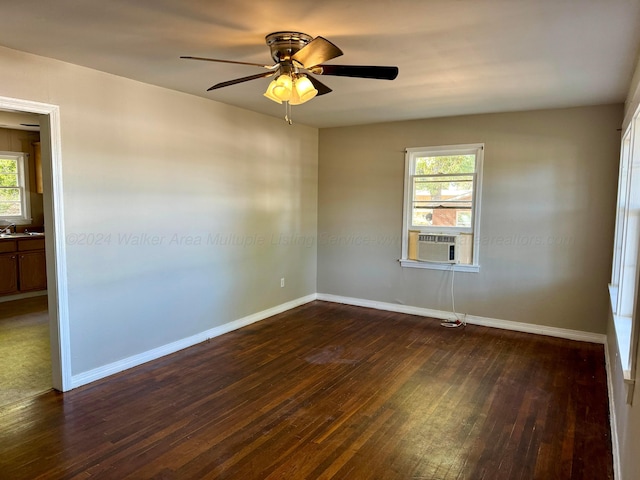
[401,143,483,272]
[0,151,31,225]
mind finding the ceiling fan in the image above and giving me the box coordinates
[181,31,399,123]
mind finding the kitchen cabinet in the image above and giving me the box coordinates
[18,251,47,291]
[0,237,46,296]
[0,251,19,295]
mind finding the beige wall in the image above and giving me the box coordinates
[318,105,622,334]
[0,126,44,228]
[0,45,318,375]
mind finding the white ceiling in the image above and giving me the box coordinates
[1,0,639,128]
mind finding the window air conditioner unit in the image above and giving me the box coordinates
[417,234,460,263]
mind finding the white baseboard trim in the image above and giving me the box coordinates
[0,290,47,303]
[604,340,622,480]
[316,293,607,344]
[70,293,318,389]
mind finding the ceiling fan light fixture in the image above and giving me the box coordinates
[265,73,317,106]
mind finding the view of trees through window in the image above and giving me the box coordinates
[412,155,475,228]
[0,157,21,216]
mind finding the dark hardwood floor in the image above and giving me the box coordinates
[0,301,613,479]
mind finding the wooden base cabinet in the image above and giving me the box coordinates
[0,253,19,295]
[18,251,47,292]
[0,238,47,296]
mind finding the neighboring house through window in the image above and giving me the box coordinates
[401,143,483,272]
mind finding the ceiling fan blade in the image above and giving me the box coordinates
[291,37,343,69]
[181,56,273,69]
[306,75,332,96]
[207,71,274,91]
[316,65,399,80]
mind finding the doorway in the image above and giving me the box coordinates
[0,95,70,393]
[0,116,50,406]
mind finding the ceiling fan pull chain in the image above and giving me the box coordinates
[285,101,293,125]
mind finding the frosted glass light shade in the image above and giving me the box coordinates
[263,80,283,104]
[288,76,318,105]
[272,74,293,101]
[294,76,318,104]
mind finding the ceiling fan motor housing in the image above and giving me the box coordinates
[265,32,313,63]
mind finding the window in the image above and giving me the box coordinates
[0,151,31,224]
[610,109,640,386]
[401,143,483,271]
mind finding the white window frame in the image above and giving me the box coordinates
[400,143,483,272]
[609,108,640,392]
[0,151,31,225]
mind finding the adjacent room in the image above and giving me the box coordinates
[1,1,640,479]
[0,113,50,408]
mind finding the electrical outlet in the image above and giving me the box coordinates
[280,277,285,288]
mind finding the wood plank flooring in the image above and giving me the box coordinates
[0,301,613,479]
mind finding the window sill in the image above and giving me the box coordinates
[399,259,479,273]
[609,284,634,383]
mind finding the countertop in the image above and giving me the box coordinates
[0,233,45,241]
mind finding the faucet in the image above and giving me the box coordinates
[0,223,16,235]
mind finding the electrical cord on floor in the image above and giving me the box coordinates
[441,263,466,328]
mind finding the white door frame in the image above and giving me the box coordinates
[0,95,71,391]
